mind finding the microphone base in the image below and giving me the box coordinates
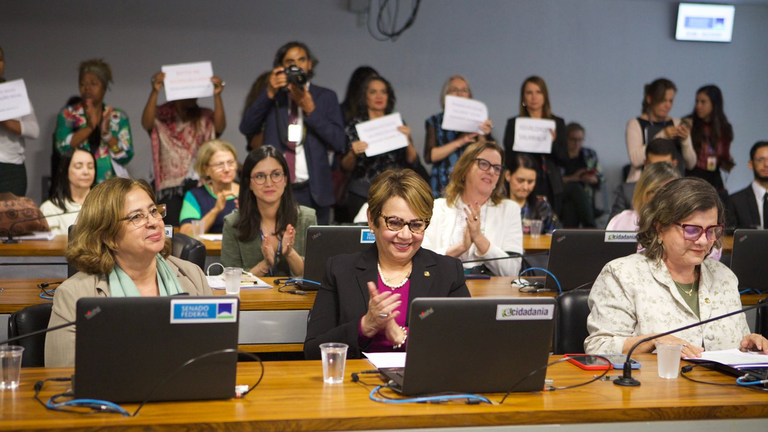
[613,376,641,387]
[2,239,20,244]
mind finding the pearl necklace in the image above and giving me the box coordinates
[377,262,411,289]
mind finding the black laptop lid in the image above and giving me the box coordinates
[392,297,556,396]
[731,229,768,292]
[74,296,239,403]
[545,230,637,291]
[303,225,375,288]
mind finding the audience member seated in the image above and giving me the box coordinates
[625,78,695,182]
[424,75,493,198]
[141,70,226,226]
[585,178,767,356]
[178,140,239,235]
[341,75,418,220]
[0,45,40,196]
[503,76,567,214]
[684,85,734,201]
[242,71,271,151]
[609,138,677,220]
[40,148,95,235]
[239,41,345,225]
[45,178,212,367]
[726,141,768,230]
[423,141,523,276]
[55,59,133,183]
[304,169,470,359]
[607,162,679,231]
[221,146,316,277]
[340,66,379,123]
[561,123,603,228]
[505,152,559,234]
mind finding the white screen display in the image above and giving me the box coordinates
[676,3,735,42]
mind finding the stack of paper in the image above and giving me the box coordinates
[206,273,270,290]
[686,349,768,369]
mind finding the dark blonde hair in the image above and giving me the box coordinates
[638,177,724,261]
[78,58,113,90]
[195,139,238,180]
[445,141,506,207]
[367,169,433,226]
[519,76,552,119]
[66,178,171,275]
[631,162,680,213]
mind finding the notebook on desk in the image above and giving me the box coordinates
[544,229,637,291]
[302,225,375,289]
[74,296,240,403]
[379,297,556,396]
[730,229,768,292]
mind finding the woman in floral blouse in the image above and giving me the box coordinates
[55,59,133,183]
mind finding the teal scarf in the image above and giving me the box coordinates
[108,255,184,297]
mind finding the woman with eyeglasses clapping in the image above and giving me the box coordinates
[178,140,239,236]
[221,145,316,278]
[422,141,523,277]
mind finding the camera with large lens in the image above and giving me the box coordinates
[284,65,308,87]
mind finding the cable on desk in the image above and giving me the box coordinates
[681,363,768,391]
[368,386,492,405]
[516,268,562,294]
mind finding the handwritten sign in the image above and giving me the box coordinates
[512,118,556,154]
[441,95,488,134]
[0,79,32,122]
[161,61,214,101]
[355,112,408,157]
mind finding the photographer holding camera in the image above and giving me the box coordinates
[240,42,345,224]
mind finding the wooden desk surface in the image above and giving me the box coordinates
[3,355,768,431]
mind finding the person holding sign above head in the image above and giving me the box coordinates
[55,59,133,184]
[141,68,226,226]
[304,169,470,359]
[502,76,567,214]
[424,76,493,198]
[341,75,419,220]
[0,46,40,196]
[625,78,695,183]
[239,41,346,225]
[423,141,523,277]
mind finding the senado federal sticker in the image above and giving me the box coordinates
[360,229,376,243]
[496,304,554,320]
[170,298,238,324]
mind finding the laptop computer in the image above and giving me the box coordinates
[379,297,556,396]
[730,229,768,292]
[74,296,240,403]
[544,229,637,291]
[301,225,375,289]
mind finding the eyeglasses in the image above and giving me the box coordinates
[209,160,237,172]
[121,204,167,227]
[674,223,725,242]
[475,158,503,176]
[448,87,470,94]
[380,213,430,235]
[251,171,285,185]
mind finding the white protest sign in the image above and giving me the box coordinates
[441,95,488,134]
[355,112,408,157]
[0,79,32,122]
[161,61,214,102]
[512,117,556,154]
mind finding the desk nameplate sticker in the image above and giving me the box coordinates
[496,304,554,320]
[170,298,238,324]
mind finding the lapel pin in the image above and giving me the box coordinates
[705,298,710,304]
[424,271,430,277]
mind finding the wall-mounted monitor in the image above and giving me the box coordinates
[675,3,735,43]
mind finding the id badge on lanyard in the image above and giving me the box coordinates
[705,138,717,171]
[288,124,303,143]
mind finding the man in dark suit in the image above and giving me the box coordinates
[726,141,768,230]
[240,42,345,224]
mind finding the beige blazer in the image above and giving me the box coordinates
[44,256,212,367]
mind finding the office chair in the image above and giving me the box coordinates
[8,303,54,367]
[172,233,207,270]
[758,297,768,339]
[552,289,592,355]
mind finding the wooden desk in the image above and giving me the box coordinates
[2,355,768,431]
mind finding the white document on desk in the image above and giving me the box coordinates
[355,113,408,157]
[441,95,488,134]
[199,234,223,241]
[513,117,556,154]
[0,79,32,122]
[161,61,214,102]
[364,352,406,369]
[687,349,768,368]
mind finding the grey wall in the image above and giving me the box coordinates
[2,0,767,204]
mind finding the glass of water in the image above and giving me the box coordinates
[224,267,242,295]
[1,346,24,390]
[320,343,349,384]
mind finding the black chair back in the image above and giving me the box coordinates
[758,298,768,339]
[172,233,207,270]
[553,289,592,355]
[8,303,54,367]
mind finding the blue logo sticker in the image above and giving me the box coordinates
[361,229,376,243]
[170,299,238,324]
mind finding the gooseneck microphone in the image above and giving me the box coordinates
[614,301,768,387]
[3,210,79,244]
[461,252,524,264]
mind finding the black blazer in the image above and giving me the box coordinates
[239,85,346,207]
[304,245,471,359]
[726,185,761,230]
